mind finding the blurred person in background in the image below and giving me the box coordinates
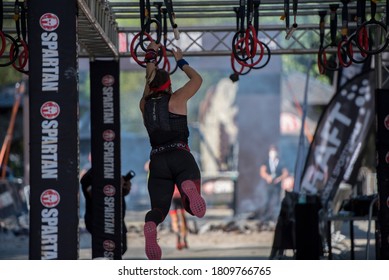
[169,185,189,250]
[80,167,134,256]
[259,145,289,229]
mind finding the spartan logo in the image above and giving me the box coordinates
[103,240,115,252]
[40,189,60,208]
[40,101,60,120]
[103,185,116,196]
[103,129,115,142]
[102,75,115,87]
[40,13,60,32]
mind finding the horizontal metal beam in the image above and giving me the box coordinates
[4,1,385,20]
[107,0,387,21]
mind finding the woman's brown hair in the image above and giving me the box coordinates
[149,69,171,93]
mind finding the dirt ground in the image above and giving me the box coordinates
[81,208,278,260]
[0,208,378,260]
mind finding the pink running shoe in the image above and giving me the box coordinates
[144,221,161,260]
[181,180,206,218]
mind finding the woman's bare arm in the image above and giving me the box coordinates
[175,64,203,99]
[139,42,160,113]
[169,48,202,114]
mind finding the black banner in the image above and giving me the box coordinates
[375,88,389,259]
[28,1,79,259]
[300,70,374,208]
[90,60,122,259]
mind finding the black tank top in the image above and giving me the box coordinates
[143,93,189,148]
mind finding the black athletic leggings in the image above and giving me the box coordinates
[145,148,201,225]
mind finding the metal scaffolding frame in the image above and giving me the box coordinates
[2,0,389,85]
[118,24,351,57]
[108,0,384,20]
[109,0,389,57]
[77,0,119,58]
[2,0,388,57]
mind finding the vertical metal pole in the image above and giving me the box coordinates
[22,78,29,187]
[375,52,383,89]
[374,23,383,260]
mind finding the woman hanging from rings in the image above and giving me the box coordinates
[140,40,206,260]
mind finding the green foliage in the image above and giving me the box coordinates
[120,70,145,133]
[0,68,23,86]
[282,55,331,85]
